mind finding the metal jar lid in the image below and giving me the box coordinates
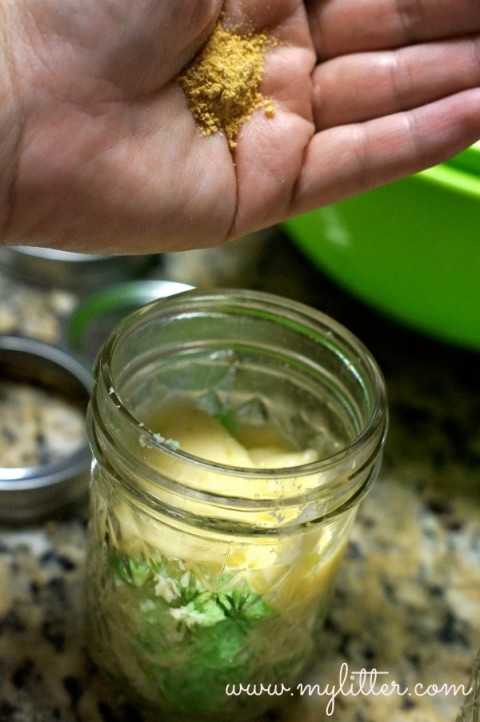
[0,335,93,524]
[0,246,157,292]
[66,280,193,363]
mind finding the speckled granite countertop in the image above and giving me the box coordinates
[0,232,479,722]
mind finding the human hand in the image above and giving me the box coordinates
[1,0,479,253]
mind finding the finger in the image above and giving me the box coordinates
[221,0,301,34]
[313,36,480,128]
[291,88,480,215]
[306,0,480,57]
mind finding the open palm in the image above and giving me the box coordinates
[3,0,480,252]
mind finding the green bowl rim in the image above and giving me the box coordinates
[418,159,480,198]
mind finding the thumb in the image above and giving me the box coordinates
[105,0,223,95]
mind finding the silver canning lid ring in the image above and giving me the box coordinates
[0,246,157,292]
[66,280,194,362]
[0,335,93,524]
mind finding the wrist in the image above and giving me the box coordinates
[0,0,24,245]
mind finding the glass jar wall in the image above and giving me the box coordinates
[85,289,387,722]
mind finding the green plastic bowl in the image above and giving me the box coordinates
[283,144,480,350]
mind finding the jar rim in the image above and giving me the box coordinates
[94,288,387,481]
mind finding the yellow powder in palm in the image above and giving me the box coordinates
[177,22,275,150]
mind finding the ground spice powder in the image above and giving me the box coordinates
[177,22,275,150]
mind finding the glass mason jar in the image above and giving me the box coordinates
[456,649,480,721]
[85,288,387,722]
